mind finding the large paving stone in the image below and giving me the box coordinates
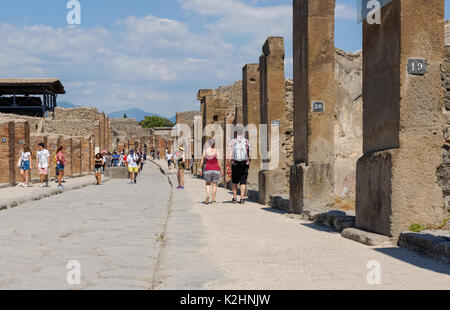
[342,228,392,246]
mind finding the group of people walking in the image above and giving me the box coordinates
[17,144,66,189]
[199,128,249,205]
[15,142,148,189]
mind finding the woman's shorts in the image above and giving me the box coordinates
[56,164,65,171]
[128,167,139,173]
[94,167,102,174]
[39,168,48,175]
[204,170,221,183]
[20,161,30,171]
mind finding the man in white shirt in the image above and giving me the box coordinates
[127,149,139,184]
[36,143,50,187]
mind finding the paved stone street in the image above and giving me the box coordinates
[0,161,449,290]
[0,163,170,290]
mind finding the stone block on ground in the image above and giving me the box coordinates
[342,228,392,246]
[258,170,286,205]
[247,190,259,201]
[431,242,450,264]
[398,231,447,255]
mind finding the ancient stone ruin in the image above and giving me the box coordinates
[175,0,450,246]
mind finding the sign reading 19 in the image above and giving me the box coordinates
[408,59,427,75]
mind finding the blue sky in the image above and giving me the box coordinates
[0,0,449,117]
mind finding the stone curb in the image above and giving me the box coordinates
[0,177,110,211]
[342,228,392,246]
[398,231,450,264]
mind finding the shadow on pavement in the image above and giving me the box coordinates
[261,207,287,215]
[300,223,341,234]
[373,247,450,275]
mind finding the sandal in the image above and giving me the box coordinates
[204,197,210,204]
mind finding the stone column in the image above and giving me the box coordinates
[243,63,261,191]
[0,121,15,185]
[258,37,288,205]
[72,138,82,177]
[94,122,100,154]
[82,138,90,175]
[356,0,445,239]
[193,115,203,175]
[290,0,336,213]
[13,121,31,182]
[62,137,73,178]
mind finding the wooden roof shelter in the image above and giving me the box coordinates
[0,78,66,117]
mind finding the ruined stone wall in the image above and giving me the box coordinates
[216,81,243,121]
[110,118,151,151]
[334,49,363,204]
[281,79,294,184]
[437,24,450,215]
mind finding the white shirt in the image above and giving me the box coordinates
[127,154,138,168]
[36,149,50,169]
[21,152,31,162]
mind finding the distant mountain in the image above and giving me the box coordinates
[169,115,176,123]
[57,101,79,108]
[108,108,173,123]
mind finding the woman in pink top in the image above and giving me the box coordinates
[199,138,223,205]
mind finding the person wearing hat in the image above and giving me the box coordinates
[176,146,186,189]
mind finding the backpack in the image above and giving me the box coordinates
[233,138,248,162]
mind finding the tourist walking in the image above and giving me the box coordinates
[166,151,173,169]
[94,153,104,185]
[228,129,250,204]
[127,149,139,184]
[36,143,50,187]
[199,138,223,204]
[18,145,32,187]
[56,146,66,189]
[176,146,186,189]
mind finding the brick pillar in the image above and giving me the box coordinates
[243,64,261,191]
[90,140,95,171]
[13,121,31,182]
[193,115,203,175]
[72,138,82,177]
[99,114,105,152]
[94,122,101,154]
[0,122,15,185]
[105,116,111,151]
[290,0,336,213]
[258,37,287,205]
[356,0,445,239]
[62,137,73,178]
[82,138,90,175]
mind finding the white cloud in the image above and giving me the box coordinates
[0,1,358,117]
[335,3,357,20]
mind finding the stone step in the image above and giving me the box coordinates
[398,231,450,264]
